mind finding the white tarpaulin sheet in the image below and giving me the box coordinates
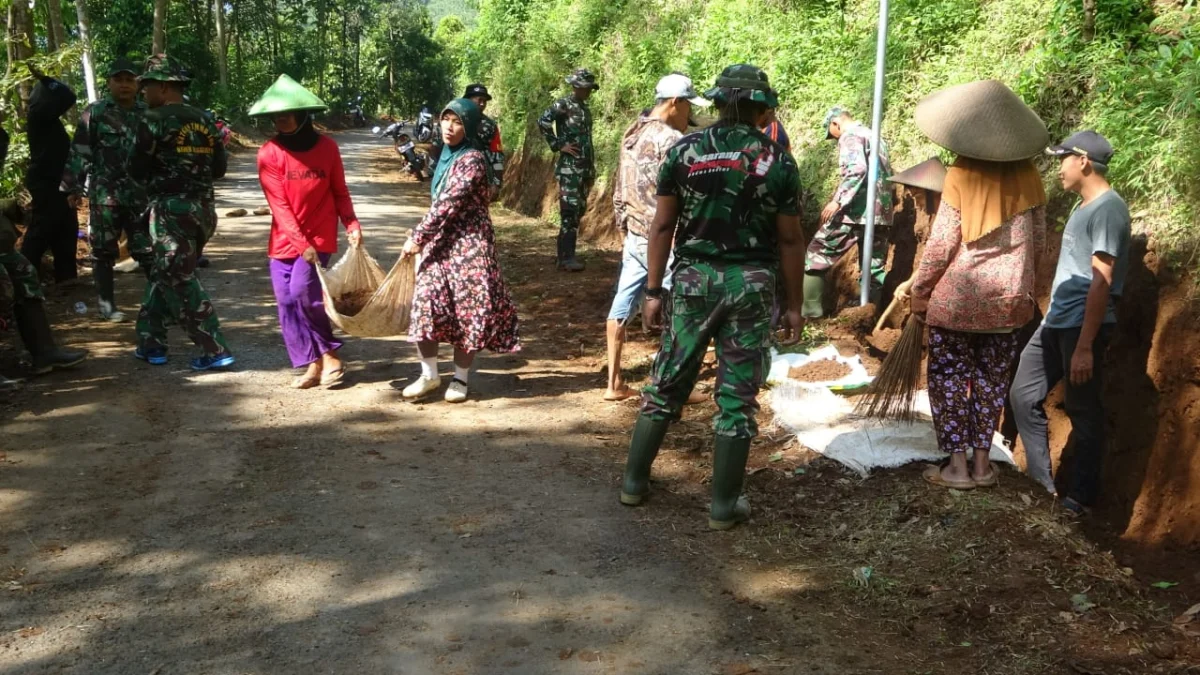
[768,380,1015,477]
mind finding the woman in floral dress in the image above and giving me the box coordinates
[400,98,520,403]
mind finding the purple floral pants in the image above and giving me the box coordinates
[927,327,1021,454]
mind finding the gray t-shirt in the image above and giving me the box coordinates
[1044,189,1131,329]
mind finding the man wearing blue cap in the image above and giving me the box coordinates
[1010,130,1130,517]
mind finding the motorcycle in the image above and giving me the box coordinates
[348,94,367,128]
[415,107,435,143]
[393,132,429,182]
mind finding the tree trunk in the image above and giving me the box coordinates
[7,2,36,113]
[74,0,98,102]
[1082,0,1096,42]
[46,0,68,53]
[39,1,60,52]
[213,0,229,89]
[152,0,167,53]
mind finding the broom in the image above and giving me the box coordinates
[854,310,926,423]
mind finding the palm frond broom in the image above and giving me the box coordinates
[854,314,926,423]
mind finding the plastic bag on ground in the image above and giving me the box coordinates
[316,245,415,338]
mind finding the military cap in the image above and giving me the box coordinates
[139,54,191,83]
[106,57,139,78]
[822,106,849,139]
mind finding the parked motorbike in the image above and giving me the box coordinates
[415,107,435,143]
[393,132,429,182]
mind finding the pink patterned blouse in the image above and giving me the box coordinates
[911,202,1046,332]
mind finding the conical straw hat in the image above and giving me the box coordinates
[248,74,327,116]
[888,157,947,192]
[915,80,1048,162]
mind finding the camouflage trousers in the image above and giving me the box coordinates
[805,219,888,286]
[89,203,153,268]
[0,250,44,327]
[136,203,229,355]
[556,171,593,236]
[642,260,776,439]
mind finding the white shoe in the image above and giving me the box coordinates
[99,309,128,323]
[444,378,469,403]
[402,375,441,399]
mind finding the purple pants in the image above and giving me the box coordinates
[927,326,1021,455]
[270,254,342,368]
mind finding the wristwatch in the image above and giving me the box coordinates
[645,287,664,299]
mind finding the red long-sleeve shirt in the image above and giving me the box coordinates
[257,135,361,259]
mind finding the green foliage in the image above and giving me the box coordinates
[463,0,1200,258]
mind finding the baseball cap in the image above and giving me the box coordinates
[106,57,139,78]
[1046,130,1114,168]
[822,106,848,139]
[655,74,710,107]
[463,83,492,101]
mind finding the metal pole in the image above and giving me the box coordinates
[859,0,889,306]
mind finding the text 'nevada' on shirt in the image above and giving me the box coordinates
[1043,188,1131,329]
[131,103,228,201]
[656,121,801,266]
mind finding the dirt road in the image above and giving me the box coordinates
[2,131,1195,675]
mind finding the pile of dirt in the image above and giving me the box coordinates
[836,303,877,335]
[334,288,374,317]
[788,359,851,382]
[866,327,903,353]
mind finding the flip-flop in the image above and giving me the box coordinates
[922,464,976,490]
[972,462,1000,488]
[291,374,320,389]
[320,368,345,388]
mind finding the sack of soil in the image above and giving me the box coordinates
[316,245,415,337]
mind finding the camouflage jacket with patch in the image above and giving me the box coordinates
[61,97,149,207]
[537,95,595,178]
[613,115,681,239]
[478,114,505,188]
[657,121,801,265]
[832,122,893,226]
[130,103,228,204]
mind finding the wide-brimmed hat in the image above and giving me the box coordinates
[704,64,779,109]
[248,74,328,116]
[565,69,599,91]
[914,80,1048,162]
[888,157,947,192]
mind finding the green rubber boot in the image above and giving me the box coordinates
[802,272,825,319]
[620,415,671,506]
[709,436,752,530]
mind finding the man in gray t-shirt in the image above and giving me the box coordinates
[1010,131,1131,516]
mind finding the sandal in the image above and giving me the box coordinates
[972,462,1000,488]
[320,367,345,388]
[291,372,321,389]
[922,463,976,490]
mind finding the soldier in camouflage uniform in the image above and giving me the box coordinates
[0,198,88,378]
[802,106,894,317]
[130,54,234,371]
[619,65,808,530]
[465,84,505,199]
[537,68,599,272]
[61,57,153,323]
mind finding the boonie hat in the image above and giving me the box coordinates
[566,69,600,91]
[463,84,492,101]
[887,157,947,193]
[915,80,1048,162]
[106,57,139,78]
[248,74,328,116]
[704,64,778,109]
[139,54,191,83]
[654,74,710,107]
[1046,130,1114,170]
[822,106,848,140]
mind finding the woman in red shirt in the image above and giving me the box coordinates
[250,75,363,388]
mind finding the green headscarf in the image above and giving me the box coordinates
[430,98,482,199]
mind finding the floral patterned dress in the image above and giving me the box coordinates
[408,149,520,353]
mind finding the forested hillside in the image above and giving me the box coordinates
[457,0,1199,261]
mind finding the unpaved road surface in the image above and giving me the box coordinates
[0,131,816,674]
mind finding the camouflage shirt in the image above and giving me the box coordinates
[833,122,893,226]
[479,114,505,188]
[537,95,594,178]
[657,121,801,265]
[130,103,228,203]
[613,115,681,238]
[61,97,148,207]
